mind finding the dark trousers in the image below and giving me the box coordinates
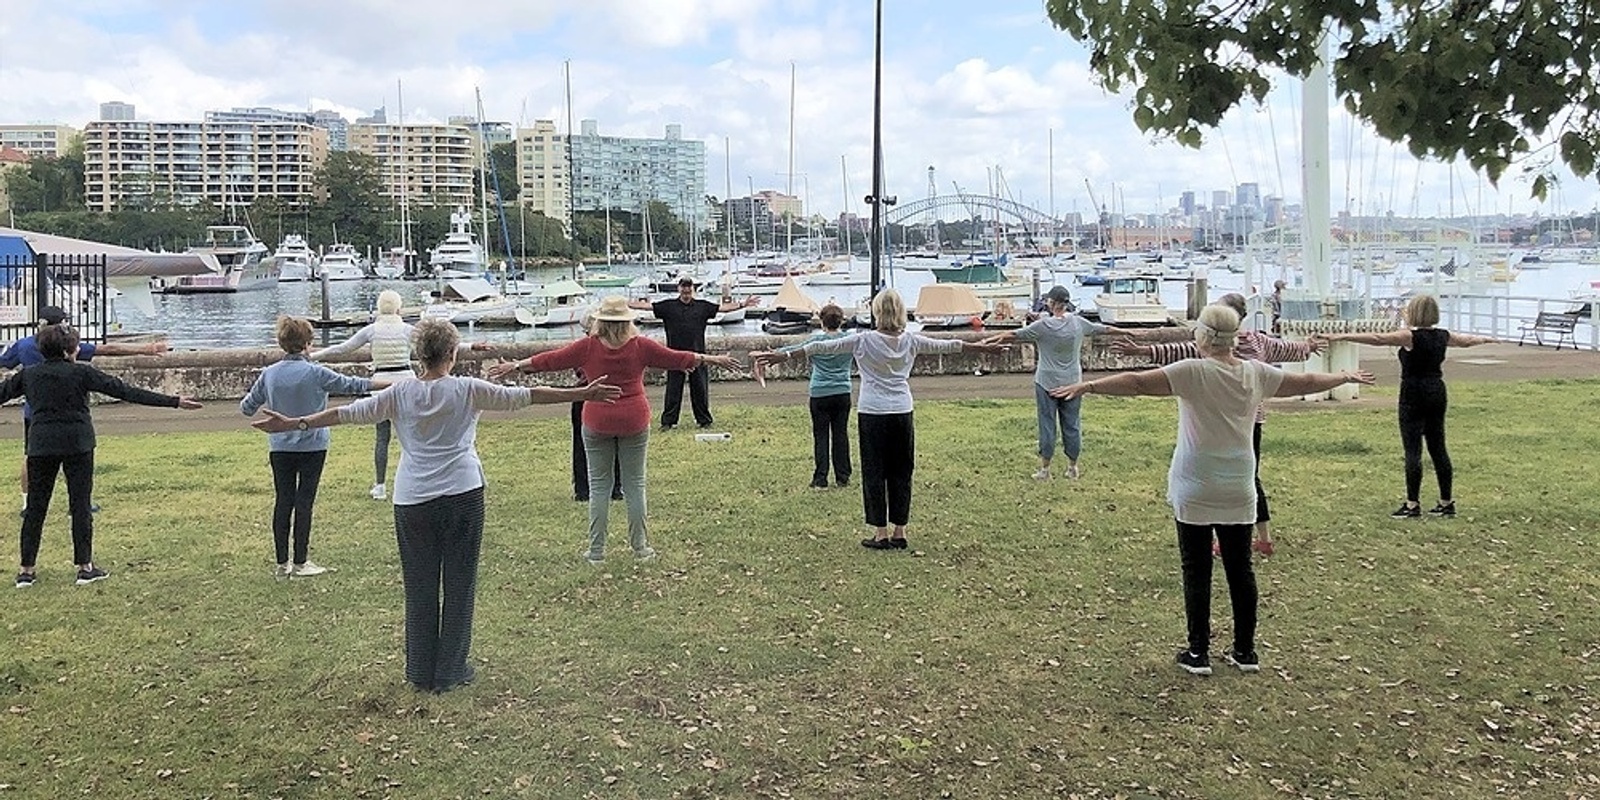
[858,412,914,527]
[374,420,393,485]
[269,450,327,565]
[809,393,852,484]
[571,402,622,499]
[1176,520,1257,656]
[1399,381,1452,502]
[393,487,484,692]
[1252,422,1270,524]
[21,450,95,567]
[661,364,712,427]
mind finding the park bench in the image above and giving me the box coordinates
[1516,310,1580,351]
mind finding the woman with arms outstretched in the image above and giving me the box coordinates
[1053,304,1373,676]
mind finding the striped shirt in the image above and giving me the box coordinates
[1145,330,1312,423]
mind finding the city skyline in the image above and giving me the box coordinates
[5,0,1598,222]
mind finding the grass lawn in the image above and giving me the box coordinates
[2,379,1598,799]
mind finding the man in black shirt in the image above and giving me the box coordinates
[632,277,753,429]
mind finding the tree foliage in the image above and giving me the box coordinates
[1045,0,1600,198]
[312,151,393,249]
[4,151,85,214]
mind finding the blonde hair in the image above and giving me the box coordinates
[376,290,404,317]
[1193,303,1240,353]
[1403,294,1440,328]
[276,315,313,353]
[871,288,907,334]
[593,318,639,348]
[412,318,460,370]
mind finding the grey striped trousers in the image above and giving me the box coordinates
[394,487,484,692]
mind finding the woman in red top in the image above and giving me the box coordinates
[488,296,740,563]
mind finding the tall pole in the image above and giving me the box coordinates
[564,60,578,280]
[725,136,734,272]
[868,0,885,297]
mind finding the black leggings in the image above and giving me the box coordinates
[809,393,852,484]
[270,450,327,565]
[858,412,914,528]
[1399,380,1452,503]
[1252,422,1269,524]
[1176,520,1257,656]
[21,450,95,567]
[571,402,622,498]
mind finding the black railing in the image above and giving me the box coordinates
[0,252,112,344]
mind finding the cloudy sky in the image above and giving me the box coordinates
[3,0,1594,223]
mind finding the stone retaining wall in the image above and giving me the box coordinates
[78,326,1206,401]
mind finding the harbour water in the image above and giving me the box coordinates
[109,257,1600,351]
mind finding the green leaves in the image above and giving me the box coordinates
[1043,0,1600,197]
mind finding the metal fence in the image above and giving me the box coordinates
[0,252,112,345]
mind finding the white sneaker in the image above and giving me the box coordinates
[1066,464,1081,480]
[275,562,293,578]
[1032,468,1051,481]
[582,551,605,565]
[292,561,329,577]
[369,483,387,500]
[634,546,657,561]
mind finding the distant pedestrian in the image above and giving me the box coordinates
[1,323,200,588]
[980,285,1134,481]
[0,304,167,516]
[629,277,756,429]
[1051,303,1372,676]
[1314,294,1496,519]
[776,303,856,488]
[251,318,621,693]
[488,296,741,564]
[1112,292,1323,555]
[241,316,389,578]
[1270,280,1287,332]
[310,290,488,500]
[751,288,1009,551]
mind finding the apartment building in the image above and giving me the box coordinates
[207,107,351,151]
[568,120,708,226]
[81,120,328,212]
[347,123,476,209]
[0,125,80,159]
[515,120,571,230]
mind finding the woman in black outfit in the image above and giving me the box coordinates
[0,324,201,587]
[1316,294,1496,518]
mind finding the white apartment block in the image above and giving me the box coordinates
[348,123,476,209]
[568,120,708,226]
[516,120,571,230]
[81,120,328,212]
[0,125,80,159]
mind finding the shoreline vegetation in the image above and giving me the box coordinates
[4,379,1597,798]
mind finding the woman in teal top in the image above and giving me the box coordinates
[778,304,855,488]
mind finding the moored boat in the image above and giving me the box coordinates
[157,225,278,294]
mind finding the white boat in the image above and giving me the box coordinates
[709,305,748,325]
[273,234,317,282]
[157,225,278,293]
[374,246,412,279]
[912,284,988,329]
[513,279,594,327]
[1092,272,1170,325]
[318,244,366,281]
[429,206,486,278]
[423,277,526,326]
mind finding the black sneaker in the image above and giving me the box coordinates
[836,477,850,487]
[75,566,109,585]
[809,478,829,489]
[660,424,676,432]
[1224,649,1261,673]
[15,572,35,588]
[697,422,714,429]
[890,537,908,550]
[1390,503,1421,519]
[1175,649,1212,676]
[1428,501,1456,518]
[610,491,624,501]
[574,493,589,502]
[861,537,894,550]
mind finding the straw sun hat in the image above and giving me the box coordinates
[592,295,636,322]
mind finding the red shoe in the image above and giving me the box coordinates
[1210,537,1221,557]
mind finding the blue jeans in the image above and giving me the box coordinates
[1034,383,1082,462]
[581,427,651,556]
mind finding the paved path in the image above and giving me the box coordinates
[0,342,1592,439]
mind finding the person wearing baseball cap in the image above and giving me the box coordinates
[627,277,755,430]
[0,305,168,518]
[979,286,1136,481]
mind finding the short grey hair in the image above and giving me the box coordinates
[1193,303,1241,353]
[412,318,460,370]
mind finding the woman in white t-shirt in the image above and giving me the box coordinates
[254,319,620,693]
[1051,304,1373,678]
[752,289,1008,551]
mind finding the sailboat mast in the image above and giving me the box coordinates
[397,80,410,270]
[725,136,734,268]
[474,87,492,271]
[564,60,577,279]
[868,0,886,296]
[841,155,853,258]
[787,61,796,258]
